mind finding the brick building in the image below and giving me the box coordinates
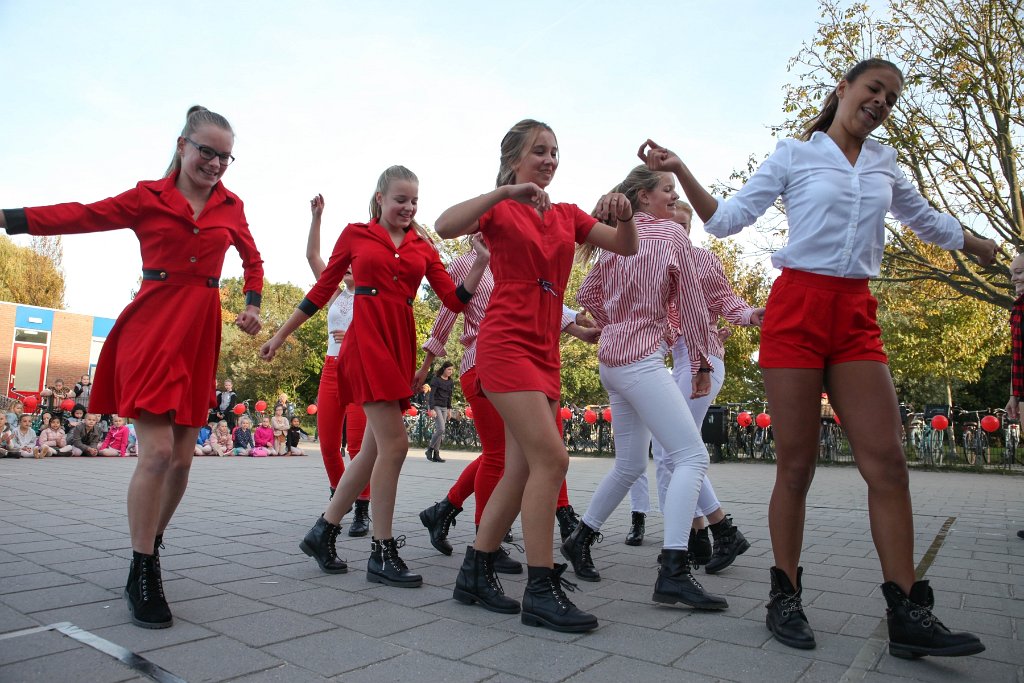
[0,301,116,401]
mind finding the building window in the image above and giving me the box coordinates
[14,329,49,344]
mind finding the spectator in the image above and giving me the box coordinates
[275,392,295,420]
[10,414,37,458]
[210,421,232,456]
[70,413,102,456]
[425,361,455,462]
[215,379,239,429]
[126,422,138,456]
[232,416,254,456]
[41,378,71,413]
[0,414,13,458]
[287,416,309,456]
[194,424,213,456]
[270,404,289,455]
[32,411,52,433]
[38,416,73,456]
[73,374,93,408]
[67,405,86,431]
[5,401,23,431]
[98,415,130,457]
[253,416,274,456]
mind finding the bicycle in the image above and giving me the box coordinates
[918,422,948,466]
[994,409,1019,468]
[955,409,990,466]
[819,418,843,463]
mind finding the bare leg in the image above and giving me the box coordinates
[156,423,199,536]
[476,391,565,567]
[362,402,408,539]
[825,361,915,592]
[762,368,824,582]
[323,417,378,525]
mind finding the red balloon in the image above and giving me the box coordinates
[406,406,418,417]
[60,398,75,412]
[428,409,436,418]
[560,407,572,420]
[737,411,752,427]
[584,409,597,424]
[602,407,612,423]
[465,406,474,420]
[255,400,268,412]
[307,404,318,415]
[980,415,1000,433]
[756,412,771,428]
[233,403,246,415]
[833,413,841,425]
[22,396,38,412]
[931,414,948,430]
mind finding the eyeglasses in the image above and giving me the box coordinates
[183,137,235,166]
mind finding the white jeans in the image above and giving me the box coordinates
[581,347,709,549]
[630,338,725,516]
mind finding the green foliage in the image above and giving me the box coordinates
[0,235,65,308]
[560,261,606,406]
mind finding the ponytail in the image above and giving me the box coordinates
[165,105,234,177]
[369,165,437,249]
[496,119,555,188]
[801,58,903,141]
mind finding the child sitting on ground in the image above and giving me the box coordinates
[233,416,254,456]
[32,411,52,433]
[67,405,86,430]
[210,421,232,456]
[286,416,310,456]
[70,413,102,456]
[11,414,37,458]
[270,404,289,455]
[253,416,275,456]
[98,415,130,457]
[38,416,73,456]
[4,401,23,432]
[194,424,213,456]
[0,414,13,458]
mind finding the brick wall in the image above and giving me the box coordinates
[0,303,14,392]
[48,311,93,388]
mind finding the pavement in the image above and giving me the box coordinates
[0,448,1021,683]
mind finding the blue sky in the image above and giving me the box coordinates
[2,0,824,318]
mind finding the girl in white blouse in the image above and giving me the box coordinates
[640,58,994,659]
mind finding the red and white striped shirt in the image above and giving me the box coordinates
[576,213,710,370]
[423,250,577,373]
[667,246,755,360]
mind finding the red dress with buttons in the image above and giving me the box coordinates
[305,219,466,410]
[16,173,264,427]
[474,200,596,400]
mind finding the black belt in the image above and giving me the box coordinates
[142,269,219,288]
[355,286,413,306]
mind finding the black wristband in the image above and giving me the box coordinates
[244,291,262,308]
[4,209,28,235]
[297,297,320,316]
[697,367,712,374]
[455,284,472,304]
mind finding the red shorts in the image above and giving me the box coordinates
[758,269,887,369]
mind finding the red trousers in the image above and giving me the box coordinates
[316,354,370,499]
[447,367,569,524]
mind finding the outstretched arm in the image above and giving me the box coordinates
[638,140,718,223]
[435,184,551,238]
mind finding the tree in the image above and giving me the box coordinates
[560,262,606,406]
[0,235,65,308]
[778,0,1023,308]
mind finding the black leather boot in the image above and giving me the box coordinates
[882,580,985,658]
[688,527,712,567]
[560,521,602,582]
[349,499,371,537]
[299,515,348,574]
[652,549,728,609]
[521,564,598,632]
[419,497,462,555]
[504,529,515,543]
[453,546,521,614]
[425,447,434,462]
[494,544,523,574]
[367,536,422,587]
[625,512,646,546]
[705,515,750,574]
[124,551,172,629]
[555,505,580,542]
[766,567,816,649]
[433,449,445,463]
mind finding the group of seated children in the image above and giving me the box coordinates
[195,405,310,457]
[0,410,135,458]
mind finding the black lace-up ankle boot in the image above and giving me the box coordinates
[652,549,728,609]
[555,505,580,542]
[367,536,422,587]
[882,580,985,658]
[299,515,348,574]
[521,564,598,633]
[560,521,602,581]
[705,515,750,574]
[625,511,646,546]
[688,527,712,567]
[766,566,816,649]
[348,499,370,537]
[419,497,462,555]
[453,546,521,613]
[124,551,172,629]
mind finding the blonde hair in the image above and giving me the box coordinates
[369,165,436,247]
[675,200,693,216]
[166,105,234,177]
[496,119,555,188]
[576,166,665,264]
[239,416,252,428]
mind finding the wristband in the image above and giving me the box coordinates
[618,213,634,222]
[697,367,712,374]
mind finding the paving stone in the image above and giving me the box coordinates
[1,582,116,613]
[465,635,607,682]
[320,597,437,636]
[222,663,330,682]
[0,642,139,683]
[171,593,275,623]
[91,619,217,653]
[146,635,283,682]
[338,651,495,683]
[674,639,812,683]
[206,608,333,647]
[564,654,716,683]
[264,629,407,677]
[385,618,515,659]
[0,628,79,665]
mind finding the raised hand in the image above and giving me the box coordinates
[637,139,684,174]
[310,194,325,219]
[470,232,490,261]
[592,192,633,224]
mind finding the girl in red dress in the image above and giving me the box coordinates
[261,166,489,587]
[434,119,638,632]
[1,106,264,629]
